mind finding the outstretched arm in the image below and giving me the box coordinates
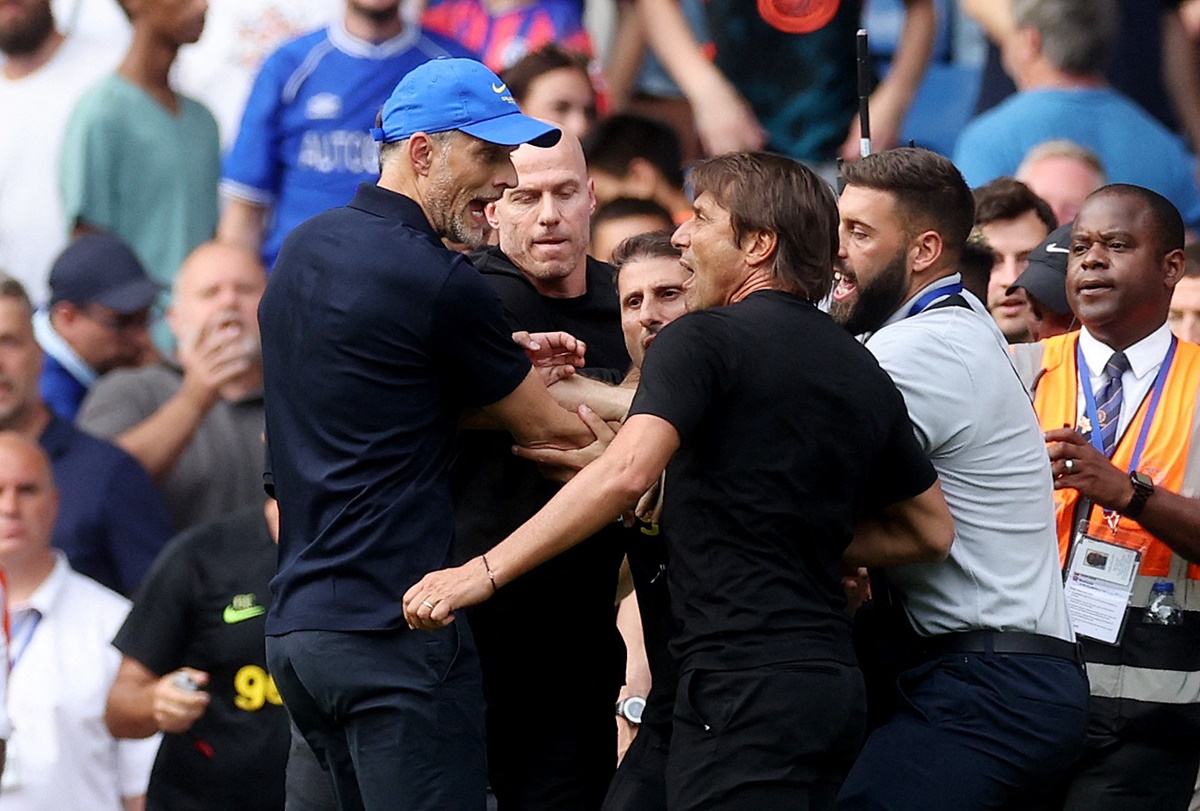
[403,414,680,628]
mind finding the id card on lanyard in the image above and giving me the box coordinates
[1063,338,1177,644]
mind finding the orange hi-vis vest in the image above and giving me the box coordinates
[1026,330,1200,741]
[1033,331,1200,592]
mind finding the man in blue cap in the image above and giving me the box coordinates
[260,58,594,811]
[35,234,159,421]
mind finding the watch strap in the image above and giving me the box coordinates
[1122,471,1154,520]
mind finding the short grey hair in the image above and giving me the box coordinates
[1016,139,1107,182]
[377,128,456,172]
[1011,0,1117,75]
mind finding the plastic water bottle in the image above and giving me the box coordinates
[1143,581,1184,626]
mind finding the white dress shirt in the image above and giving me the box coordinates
[3,554,159,809]
[1077,323,1173,442]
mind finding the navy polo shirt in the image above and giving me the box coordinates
[261,182,531,635]
[40,414,174,595]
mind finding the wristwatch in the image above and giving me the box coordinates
[615,695,646,726]
[1122,471,1155,520]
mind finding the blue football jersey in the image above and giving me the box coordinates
[222,22,473,268]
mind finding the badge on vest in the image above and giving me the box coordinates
[1063,519,1152,644]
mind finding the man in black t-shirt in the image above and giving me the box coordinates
[453,133,629,810]
[406,152,955,811]
[106,504,287,811]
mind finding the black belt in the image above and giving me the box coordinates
[919,630,1083,664]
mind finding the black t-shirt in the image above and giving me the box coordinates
[453,248,630,700]
[113,508,287,811]
[261,185,530,634]
[628,290,936,671]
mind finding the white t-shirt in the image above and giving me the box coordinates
[867,277,1075,640]
[0,35,119,305]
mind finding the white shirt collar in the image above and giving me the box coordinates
[329,16,421,59]
[1078,322,1173,380]
[33,308,97,386]
[13,552,72,618]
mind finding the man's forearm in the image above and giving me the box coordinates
[845,482,954,567]
[115,390,211,482]
[1133,488,1200,564]
[549,375,636,422]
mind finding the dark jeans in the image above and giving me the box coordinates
[267,623,486,811]
[667,660,867,811]
[838,652,1089,810]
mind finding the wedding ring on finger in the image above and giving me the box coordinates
[1064,459,1076,474]
[421,600,435,609]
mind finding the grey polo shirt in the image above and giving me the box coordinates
[78,363,265,533]
[866,276,1074,640]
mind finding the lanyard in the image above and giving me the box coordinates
[906,282,964,318]
[9,609,41,671]
[1075,336,1177,471]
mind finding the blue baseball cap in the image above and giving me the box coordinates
[49,234,161,314]
[371,58,560,148]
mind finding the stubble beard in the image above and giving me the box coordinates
[0,2,54,57]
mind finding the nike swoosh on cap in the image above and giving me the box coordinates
[492,82,507,94]
[1045,243,1070,254]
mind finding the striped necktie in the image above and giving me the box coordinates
[1096,351,1130,457]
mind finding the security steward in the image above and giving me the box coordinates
[1021,184,1200,811]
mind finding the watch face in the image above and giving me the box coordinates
[1133,472,1154,488]
[621,696,646,724]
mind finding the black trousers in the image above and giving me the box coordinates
[666,660,866,811]
[602,722,670,811]
[1058,738,1200,811]
[267,624,487,811]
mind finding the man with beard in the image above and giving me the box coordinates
[404,151,954,810]
[78,242,267,533]
[260,59,596,810]
[0,0,119,305]
[455,132,631,810]
[831,148,1087,810]
[218,0,470,270]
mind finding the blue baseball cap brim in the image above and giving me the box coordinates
[460,114,561,148]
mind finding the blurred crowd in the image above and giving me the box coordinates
[2,0,1200,808]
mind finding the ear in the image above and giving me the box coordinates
[408,132,436,176]
[1163,247,1187,290]
[49,301,78,328]
[485,198,502,230]
[741,228,778,269]
[910,230,945,275]
[587,177,597,217]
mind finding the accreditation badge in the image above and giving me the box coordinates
[1063,520,1151,645]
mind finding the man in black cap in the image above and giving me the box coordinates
[1008,222,1078,342]
[34,234,159,420]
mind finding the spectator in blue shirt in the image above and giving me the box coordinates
[34,234,160,421]
[217,0,471,269]
[0,273,173,595]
